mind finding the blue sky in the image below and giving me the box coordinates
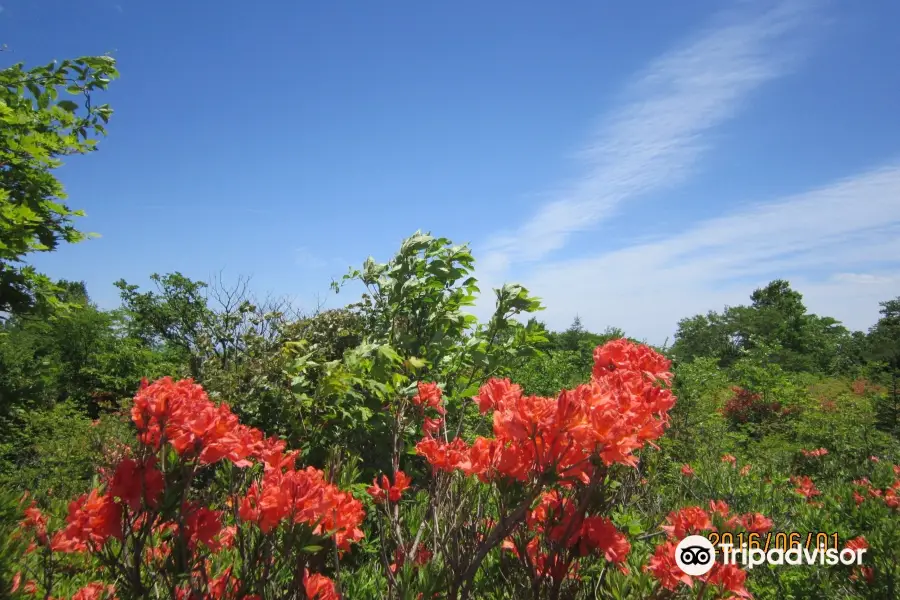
[5,0,900,343]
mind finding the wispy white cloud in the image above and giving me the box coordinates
[479,0,821,279]
[518,163,900,343]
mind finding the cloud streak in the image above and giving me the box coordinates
[520,162,900,343]
[479,0,820,275]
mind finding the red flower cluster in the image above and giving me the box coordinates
[646,541,692,590]
[19,500,49,547]
[52,489,123,553]
[499,490,631,583]
[108,457,165,510]
[647,542,751,598]
[721,387,785,425]
[182,503,224,551]
[413,382,445,415]
[853,475,900,510]
[659,502,772,542]
[389,544,432,573]
[239,465,364,551]
[649,501,760,598]
[579,516,631,566]
[169,565,264,600]
[800,448,828,458]
[412,382,446,437]
[417,339,676,483]
[304,570,339,600]
[19,491,124,556]
[504,537,580,582]
[791,476,821,500]
[842,536,874,584]
[738,512,774,534]
[367,471,412,504]
[132,377,293,468]
[72,582,116,600]
[660,506,713,539]
[134,377,365,551]
[16,377,364,600]
[530,491,630,561]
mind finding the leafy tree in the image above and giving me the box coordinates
[0,56,117,317]
[114,272,214,377]
[556,316,585,352]
[115,272,311,437]
[869,297,900,436]
[0,281,117,416]
[524,317,553,352]
[287,232,547,474]
[869,297,900,374]
[672,279,859,374]
[286,308,364,363]
[670,310,741,366]
[832,329,870,376]
[333,232,546,395]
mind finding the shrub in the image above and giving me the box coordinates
[721,386,787,426]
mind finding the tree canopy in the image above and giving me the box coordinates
[0,55,117,317]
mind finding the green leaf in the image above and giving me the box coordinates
[57,100,78,112]
[407,356,427,369]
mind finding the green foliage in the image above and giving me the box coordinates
[661,356,732,463]
[672,279,862,375]
[0,400,133,500]
[514,319,628,396]
[0,56,117,316]
[0,282,178,417]
[114,272,215,377]
[0,487,25,600]
[867,297,900,437]
[512,349,587,396]
[114,272,315,439]
[868,298,900,368]
[285,231,546,475]
[287,308,364,362]
[333,232,545,389]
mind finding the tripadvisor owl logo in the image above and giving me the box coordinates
[675,535,717,576]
